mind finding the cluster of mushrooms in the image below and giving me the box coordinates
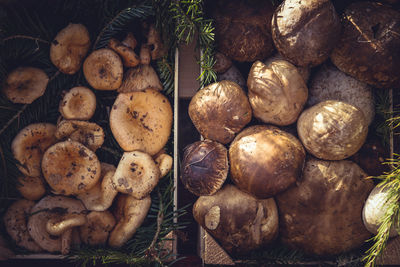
[2,21,173,255]
[181,0,400,257]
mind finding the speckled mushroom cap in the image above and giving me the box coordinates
[79,211,116,246]
[59,86,96,120]
[3,67,49,104]
[12,123,57,177]
[50,23,90,75]
[16,176,46,201]
[110,89,172,155]
[41,140,101,195]
[3,199,42,252]
[83,48,123,90]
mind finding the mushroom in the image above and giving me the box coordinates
[154,153,173,178]
[189,80,252,144]
[122,32,137,49]
[110,89,172,155]
[50,23,91,75]
[41,140,101,195]
[16,176,46,200]
[147,24,167,60]
[83,48,123,90]
[108,194,151,247]
[28,195,87,254]
[3,199,42,252]
[55,120,105,151]
[76,162,118,211]
[112,151,161,199]
[79,211,116,246]
[12,123,57,177]
[216,65,245,88]
[108,38,140,68]
[118,65,163,93]
[140,44,151,65]
[181,140,228,196]
[264,53,310,83]
[213,52,232,74]
[3,67,49,104]
[59,86,97,120]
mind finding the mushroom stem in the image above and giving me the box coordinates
[46,213,87,236]
[61,228,72,255]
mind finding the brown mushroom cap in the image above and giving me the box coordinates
[297,100,368,160]
[79,211,116,246]
[189,80,252,144]
[3,67,49,104]
[3,199,42,252]
[109,194,151,247]
[147,24,167,60]
[83,48,123,90]
[41,140,101,195]
[55,119,105,151]
[216,65,245,88]
[181,140,228,196]
[118,65,163,93]
[213,52,232,74]
[59,86,96,120]
[108,38,140,68]
[16,176,46,200]
[112,151,161,199]
[277,158,373,256]
[12,123,57,177]
[193,184,278,254]
[110,89,172,155]
[27,195,86,253]
[50,23,91,75]
[229,125,305,199]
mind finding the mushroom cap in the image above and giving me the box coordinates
[76,162,118,211]
[3,199,42,252]
[27,195,86,253]
[297,100,368,160]
[110,89,172,155]
[109,194,151,247]
[3,67,49,104]
[213,52,232,74]
[12,123,57,177]
[264,53,310,83]
[216,65,245,88]
[83,48,123,90]
[59,86,97,120]
[189,80,252,144]
[154,153,173,178]
[42,140,101,195]
[16,176,46,200]
[55,120,105,151]
[118,65,163,93]
[112,151,161,199]
[181,140,228,196]
[108,38,140,68]
[50,23,91,75]
[79,211,116,246]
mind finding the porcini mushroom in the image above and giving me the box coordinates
[50,23,90,74]
[147,24,167,60]
[108,38,140,68]
[76,163,118,211]
[12,123,57,177]
[28,195,87,254]
[83,48,123,90]
[41,140,101,195]
[79,211,116,246]
[118,65,163,93]
[109,194,151,247]
[112,151,161,199]
[55,120,105,151]
[16,176,46,200]
[110,89,172,155]
[4,199,42,252]
[3,67,49,104]
[59,86,96,120]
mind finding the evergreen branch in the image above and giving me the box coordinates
[0,104,28,136]
[2,35,50,44]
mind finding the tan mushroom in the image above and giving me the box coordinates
[109,194,151,247]
[79,211,116,246]
[108,38,140,68]
[3,199,42,252]
[118,65,163,93]
[154,153,173,178]
[50,23,90,74]
[122,32,137,49]
[59,86,96,120]
[112,151,161,199]
[83,48,123,90]
[140,44,151,65]
[3,67,49,104]
[16,176,46,200]
[76,162,118,211]
[55,120,105,151]
[41,140,101,195]
[12,123,57,177]
[110,89,172,155]
[147,24,167,60]
[28,195,87,254]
